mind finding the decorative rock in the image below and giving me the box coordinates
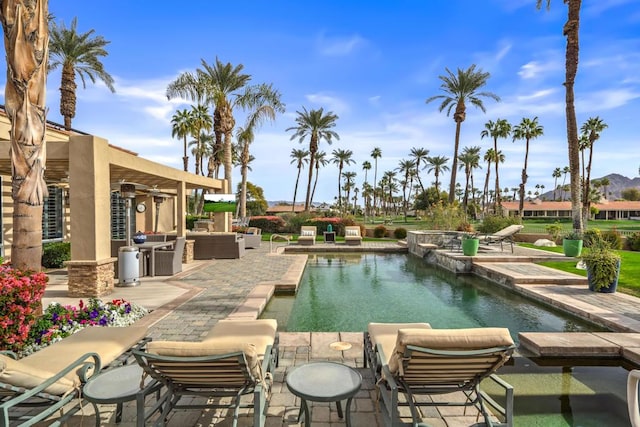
[534,239,556,247]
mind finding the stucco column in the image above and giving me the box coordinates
[66,135,114,297]
[176,181,186,237]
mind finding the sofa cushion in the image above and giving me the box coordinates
[301,230,314,236]
[0,354,78,396]
[346,229,359,236]
[203,319,277,357]
[367,322,431,365]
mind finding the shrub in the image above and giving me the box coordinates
[306,217,346,235]
[248,216,286,233]
[423,202,466,230]
[563,230,583,241]
[602,229,623,250]
[393,227,407,239]
[0,266,48,351]
[546,222,563,242]
[373,225,387,238]
[42,242,71,269]
[456,222,475,233]
[583,229,602,247]
[283,212,314,233]
[477,215,521,234]
[627,232,640,251]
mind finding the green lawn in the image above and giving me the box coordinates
[519,243,640,298]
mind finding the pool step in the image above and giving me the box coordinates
[473,262,587,287]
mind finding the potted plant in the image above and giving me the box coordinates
[581,240,621,293]
[461,233,480,256]
[562,230,583,257]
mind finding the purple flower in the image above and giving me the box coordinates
[90,309,99,319]
[99,315,109,326]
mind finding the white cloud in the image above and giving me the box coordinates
[577,88,640,112]
[305,93,350,114]
[516,89,557,102]
[316,33,367,56]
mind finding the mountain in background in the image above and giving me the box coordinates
[543,173,640,201]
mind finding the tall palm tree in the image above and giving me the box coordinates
[552,167,562,201]
[426,155,450,194]
[310,151,329,206]
[480,118,511,209]
[371,147,382,213]
[362,160,372,186]
[49,17,115,131]
[287,107,339,211]
[561,166,570,201]
[171,109,194,171]
[537,0,583,231]
[396,159,416,220]
[235,84,284,217]
[458,147,480,214]
[342,171,357,213]
[331,148,354,211]
[290,149,310,212]
[190,104,213,177]
[409,147,430,192]
[513,117,544,217]
[580,116,607,223]
[426,65,500,203]
[1,0,48,270]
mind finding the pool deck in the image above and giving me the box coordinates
[42,240,640,426]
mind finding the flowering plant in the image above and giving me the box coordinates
[0,265,48,351]
[16,298,148,357]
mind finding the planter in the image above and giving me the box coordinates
[562,239,583,257]
[462,238,480,256]
[587,260,621,293]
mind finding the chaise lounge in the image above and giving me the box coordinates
[482,224,524,252]
[297,226,317,246]
[344,226,363,245]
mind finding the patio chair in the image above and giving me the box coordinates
[154,236,185,276]
[344,226,363,246]
[482,224,524,252]
[243,227,262,249]
[363,322,431,379]
[0,326,149,427]
[375,327,515,427]
[297,226,317,246]
[133,319,278,427]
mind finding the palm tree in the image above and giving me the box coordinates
[190,104,213,177]
[1,0,48,270]
[171,109,194,171]
[482,148,495,210]
[552,167,562,201]
[600,177,610,200]
[396,159,417,220]
[290,149,310,212]
[537,0,583,231]
[287,108,339,211]
[426,155,450,194]
[561,166,570,201]
[331,149,354,211]
[311,150,329,207]
[409,147,430,192]
[371,147,382,214]
[425,65,500,203]
[513,117,544,217]
[49,17,116,131]
[580,116,608,224]
[458,147,481,214]
[480,118,511,209]
[342,171,357,213]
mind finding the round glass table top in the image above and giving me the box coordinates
[286,361,362,401]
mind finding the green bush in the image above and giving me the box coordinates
[627,232,640,251]
[248,216,286,233]
[41,242,71,269]
[393,227,407,239]
[602,229,623,250]
[373,225,387,238]
[546,222,563,242]
[477,215,521,234]
[583,229,602,248]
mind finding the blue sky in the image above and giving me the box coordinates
[2,0,640,204]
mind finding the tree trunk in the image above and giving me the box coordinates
[449,120,463,203]
[305,135,318,212]
[565,0,583,231]
[1,0,49,271]
[240,142,249,217]
[493,137,501,210]
[292,166,301,212]
[60,62,76,131]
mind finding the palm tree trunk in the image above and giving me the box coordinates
[310,163,320,206]
[2,0,49,270]
[483,161,492,212]
[449,120,462,203]
[565,0,583,231]
[240,143,249,217]
[493,138,501,209]
[292,166,301,213]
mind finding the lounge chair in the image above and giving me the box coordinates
[133,319,278,427]
[344,226,363,246]
[154,236,185,276]
[0,326,149,427]
[375,327,515,427]
[483,224,524,252]
[243,227,262,249]
[297,226,317,246]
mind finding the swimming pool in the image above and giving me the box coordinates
[261,253,604,337]
[260,253,629,426]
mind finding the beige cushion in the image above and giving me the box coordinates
[301,230,314,236]
[146,341,261,380]
[367,322,431,365]
[346,229,358,236]
[203,319,277,357]
[0,354,78,396]
[388,327,514,375]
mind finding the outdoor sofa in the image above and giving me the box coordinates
[185,232,246,259]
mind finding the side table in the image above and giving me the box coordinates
[323,231,336,243]
[286,361,362,426]
[83,364,162,427]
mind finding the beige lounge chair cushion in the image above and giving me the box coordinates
[203,319,277,357]
[367,322,431,365]
[147,340,261,380]
[0,355,78,396]
[388,327,514,375]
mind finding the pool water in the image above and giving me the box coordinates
[262,253,604,337]
[261,253,629,426]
